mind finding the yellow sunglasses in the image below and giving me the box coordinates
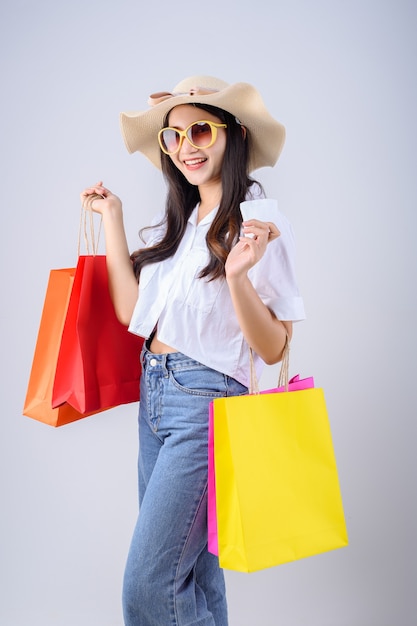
[158,120,227,155]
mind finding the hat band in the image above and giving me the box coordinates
[147,86,219,107]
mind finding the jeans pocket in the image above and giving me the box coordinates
[169,367,227,397]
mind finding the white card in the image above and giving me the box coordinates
[240,198,279,223]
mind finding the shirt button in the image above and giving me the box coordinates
[149,358,157,367]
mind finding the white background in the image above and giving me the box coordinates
[1,1,416,624]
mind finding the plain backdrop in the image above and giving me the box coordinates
[1,1,416,624]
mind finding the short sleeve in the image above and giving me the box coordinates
[248,207,306,322]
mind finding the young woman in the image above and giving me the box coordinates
[81,75,305,626]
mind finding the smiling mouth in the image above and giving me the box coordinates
[183,158,207,166]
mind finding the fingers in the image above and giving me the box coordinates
[80,182,109,210]
[242,219,281,242]
[266,221,280,241]
[82,193,105,211]
[80,182,123,218]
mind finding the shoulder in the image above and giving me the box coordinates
[245,181,265,200]
[141,210,167,246]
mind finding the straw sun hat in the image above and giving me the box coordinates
[120,76,285,172]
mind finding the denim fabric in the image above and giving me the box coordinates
[122,348,247,626]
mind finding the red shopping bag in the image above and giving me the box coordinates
[23,268,104,426]
[207,373,315,556]
[52,255,144,414]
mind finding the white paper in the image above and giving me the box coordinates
[239,198,279,223]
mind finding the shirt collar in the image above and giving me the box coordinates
[188,203,219,228]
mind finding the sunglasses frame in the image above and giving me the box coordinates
[158,120,227,155]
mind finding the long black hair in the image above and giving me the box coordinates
[131,103,263,281]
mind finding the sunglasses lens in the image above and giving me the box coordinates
[160,129,180,154]
[188,122,213,147]
[159,121,221,154]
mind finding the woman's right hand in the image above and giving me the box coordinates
[80,181,122,216]
[79,181,138,326]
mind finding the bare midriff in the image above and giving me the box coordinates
[149,334,178,354]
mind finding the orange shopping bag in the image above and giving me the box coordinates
[23,268,102,426]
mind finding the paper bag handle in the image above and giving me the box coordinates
[249,333,290,395]
[79,195,103,256]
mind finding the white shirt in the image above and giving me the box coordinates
[128,197,305,387]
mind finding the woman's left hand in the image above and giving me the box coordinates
[225,220,280,279]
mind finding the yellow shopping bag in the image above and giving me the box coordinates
[213,386,348,572]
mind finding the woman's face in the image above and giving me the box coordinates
[165,104,227,189]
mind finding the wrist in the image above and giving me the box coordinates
[102,201,124,223]
[226,271,250,291]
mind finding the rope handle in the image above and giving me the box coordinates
[78,194,104,256]
[249,332,290,395]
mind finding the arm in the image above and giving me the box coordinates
[225,219,292,364]
[80,182,139,326]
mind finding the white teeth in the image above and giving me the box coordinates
[185,158,206,165]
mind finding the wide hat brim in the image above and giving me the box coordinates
[119,76,286,172]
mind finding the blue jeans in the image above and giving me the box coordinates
[122,348,247,626]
